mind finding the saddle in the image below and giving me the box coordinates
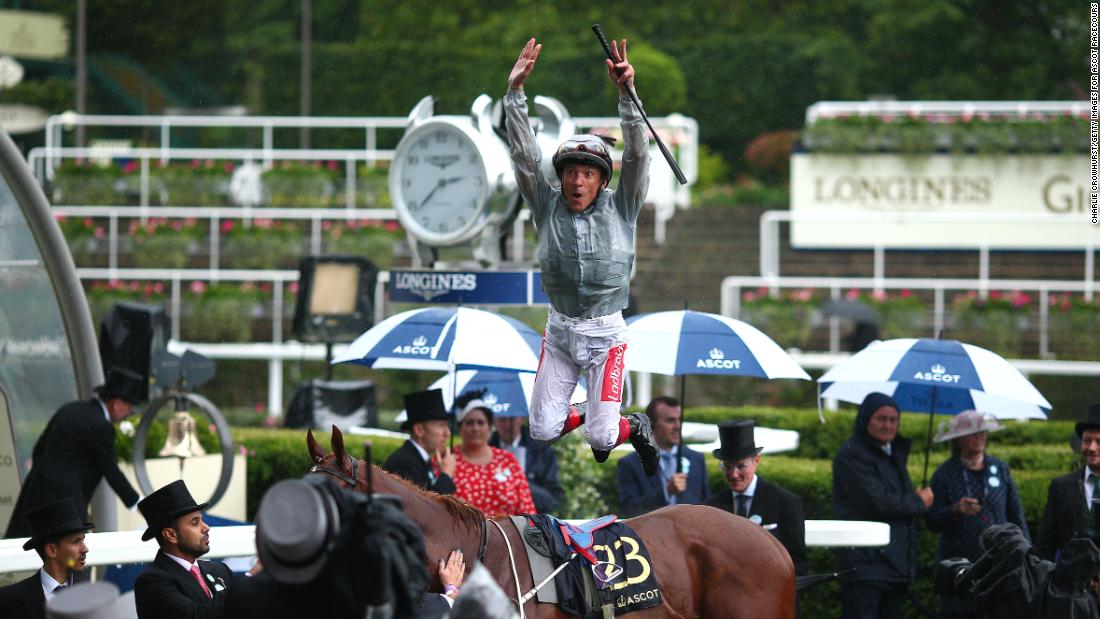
[544,514,618,565]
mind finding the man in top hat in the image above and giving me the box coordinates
[1036,404,1100,560]
[6,367,144,538]
[0,499,94,619]
[706,420,807,577]
[617,396,708,517]
[133,480,235,619]
[383,389,457,494]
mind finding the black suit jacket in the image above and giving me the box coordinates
[225,575,449,619]
[708,477,808,576]
[6,399,140,537]
[0,571,45,619]
[382,440,456,494]
[1035,469,1092,561]
[134,550,236,619]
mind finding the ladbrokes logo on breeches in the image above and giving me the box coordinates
[913,363,961,383]
[392,335,431,355]
[697,347,741,370]
[601,343,627,403]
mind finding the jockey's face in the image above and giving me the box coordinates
[651,402,682,450]
[561,163,606,213]
[721,454,760,494]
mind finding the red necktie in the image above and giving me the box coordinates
[190,564,213,598]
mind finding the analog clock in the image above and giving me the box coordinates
[390,121,491,246]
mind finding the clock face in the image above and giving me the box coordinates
[391,122,489,245]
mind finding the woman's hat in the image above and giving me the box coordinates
[933,410,1004,443]
[400,389,450,431]
[1075,404,1100,438]
[456,399,492,424]
[255,479,338,584]
[712,420,763,462]
[137,480,208,541]
[21,498,94,551]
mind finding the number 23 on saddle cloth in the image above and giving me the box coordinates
[524,514,663,616]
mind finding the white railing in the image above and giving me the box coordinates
[719,274,1100,359]
[758,210,1098,300]
[805,100,1089,125]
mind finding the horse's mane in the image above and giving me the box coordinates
[370,464,488,532]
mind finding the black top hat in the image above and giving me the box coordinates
[401,389,450,431]
[94,366,145,405]
[1075,404,1100,438]
[22,498,94,551]
[255,479,338,584]
[712,420,764,462]
[137,480,208,541]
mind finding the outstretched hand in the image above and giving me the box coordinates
[509,38,542,90]
[604,38,635,96]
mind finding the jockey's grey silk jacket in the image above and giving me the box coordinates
[504,89,650,319]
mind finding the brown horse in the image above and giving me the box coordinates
[307,427,795,618]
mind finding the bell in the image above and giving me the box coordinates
[159,411,207,458]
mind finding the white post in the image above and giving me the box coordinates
[635,372,652,407]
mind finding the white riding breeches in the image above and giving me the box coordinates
[529,309,627,450]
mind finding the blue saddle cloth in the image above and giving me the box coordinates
[545,514,618,564]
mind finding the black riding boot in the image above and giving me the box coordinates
[626,413,660,476]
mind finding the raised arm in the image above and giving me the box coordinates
[504,38,554,220]
[606,38,649,221]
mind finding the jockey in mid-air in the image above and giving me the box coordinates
[503,37,660,477]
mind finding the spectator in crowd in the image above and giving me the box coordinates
[706,420,806,576]
[617,396,708,517]
[6,368,143,538]
[489,410,564,514]
[833,392,933,619]
[134,480,237,619]
[927,410,1029,618]
[0,499,94,619]
[1036,404,1100,560]
[383,389,456,495]
[452,397,535,517]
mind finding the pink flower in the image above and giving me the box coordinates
[845,288,860,301]
[900,289,912,299]
[288,282,299,294]
[83,217,94,228]
[94,226,105,238]
[327,160,339,171]
[204,159,215,169]
[871,290,887,302]
[154,282,164,294]
[129,281,140,291]
[190,280,207,294]
[223,161,235,173]
[191,159,201,169]
[221,220,234,233]
[322,220,333,231]
[743,290,758,302]
[989,290,1002,300]
[254,402,267,413]
[123,160,138,174]
[384,221,399,232]
[108,279,122,290]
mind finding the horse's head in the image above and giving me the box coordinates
[306,425,363,489]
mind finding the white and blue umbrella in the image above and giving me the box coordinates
[818,337,1052,484]
[333,307,542,372]
[818,338,1051,419]
[624,310,810,379]
[395,369,587,422]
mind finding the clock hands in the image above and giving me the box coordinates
[417,176,464,209]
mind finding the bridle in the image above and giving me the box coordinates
[307,452,491,563]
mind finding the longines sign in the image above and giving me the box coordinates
[390,270,550,305]
[790,154,1092,249]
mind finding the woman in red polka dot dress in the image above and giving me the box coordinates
[452,397,536,517]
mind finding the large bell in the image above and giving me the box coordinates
[159,411,207,458]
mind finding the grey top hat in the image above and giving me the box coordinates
[255,479,338,584]
[712,420,764,462]
[137,480,209,541]
[46,582,120,619]
[22,498,94,552]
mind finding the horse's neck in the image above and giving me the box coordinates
[369,465,484,559]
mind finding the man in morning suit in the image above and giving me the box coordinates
[383,389,457,494]
[706,419,808,576]
[6,368,143,538]
[0,499,94,619]
[134,480,236,619]
[1035,404,1100,560]
[617,396,708,517]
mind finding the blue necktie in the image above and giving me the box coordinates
[662,453,677,505]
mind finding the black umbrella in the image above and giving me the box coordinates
[819,300,880,323]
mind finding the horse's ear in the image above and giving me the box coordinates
[307,428,325,463]
[331,425,347,466]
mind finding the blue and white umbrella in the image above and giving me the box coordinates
[624,310,810,379]
[818,338,1051,419]
[333,307,542,372]
[818,337,1051,485]
[395,369,587,422]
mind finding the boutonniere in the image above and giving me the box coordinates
[206,573,226,592]
[680,457,691,475]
